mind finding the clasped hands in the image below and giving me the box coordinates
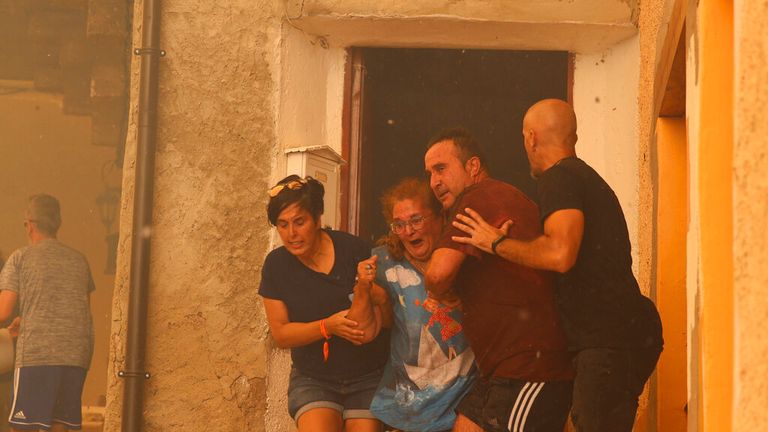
[323,256,380,346]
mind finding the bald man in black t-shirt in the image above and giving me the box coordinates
[451,99,663,432]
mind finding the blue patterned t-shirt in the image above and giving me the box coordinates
[370,245,476,432]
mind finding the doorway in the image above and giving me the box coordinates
[342,48,570,242]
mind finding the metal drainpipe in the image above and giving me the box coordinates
[120,0,163,430]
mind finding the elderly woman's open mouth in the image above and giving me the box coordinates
[408,238,424,248]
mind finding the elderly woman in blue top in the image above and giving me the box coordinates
[259,175,390,432]
[355,178,477,432]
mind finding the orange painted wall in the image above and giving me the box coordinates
[655,118,688,432]
[697,0,734,430]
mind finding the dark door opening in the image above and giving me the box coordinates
[344,48,570,243]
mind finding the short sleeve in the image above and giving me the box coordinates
[538,166,584,222]
[438,189,507,259]
[0,250,22,294]
[258,252,283,301]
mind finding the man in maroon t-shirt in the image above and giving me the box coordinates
[424,128,573,432]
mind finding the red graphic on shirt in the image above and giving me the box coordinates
[416,298,462,343]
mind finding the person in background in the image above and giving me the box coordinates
[258,175,390,432]
[451,99,663,431]
[0,194,95,432]
[0,253,11,432]
[355,178,476,432]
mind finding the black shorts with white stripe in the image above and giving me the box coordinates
[456,377,573,432]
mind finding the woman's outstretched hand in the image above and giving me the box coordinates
[356,255,378,287]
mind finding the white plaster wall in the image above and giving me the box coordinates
[278,26,346,156]
[275,24,347,228]
[292,0,639,53]
[573,35,641,269]
[299,0,636,24]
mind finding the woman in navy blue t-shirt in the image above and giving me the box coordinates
[259,175,389,432]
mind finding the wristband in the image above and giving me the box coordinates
[319,319,331,362]
[491,235,508,255]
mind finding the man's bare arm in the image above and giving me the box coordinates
[452,207,584,273]
[0,291,17,323]
[424,248,466,304]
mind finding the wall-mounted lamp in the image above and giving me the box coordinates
[95,186,121,274]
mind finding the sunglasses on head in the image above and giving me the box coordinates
[268,177,309,198]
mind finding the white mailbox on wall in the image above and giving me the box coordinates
[285,145,346,229]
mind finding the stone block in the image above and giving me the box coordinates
[60,38,89,67]
[30,43,60,67]
[87,36,128,69]
[61,68,91,115]
[87,0,128,38]
[27,0,88,11]
[32,65,61,90]
[90,63,125,99]
[27,10,85,41]
[90,96,126,146]
[91,119,122,147]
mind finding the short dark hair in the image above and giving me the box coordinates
[427,127,486,167]
[26,194,61,236]
[266,175,324,225]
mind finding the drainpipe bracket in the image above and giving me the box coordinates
[133,47,166,57]
[118,370,152,380]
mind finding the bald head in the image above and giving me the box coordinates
[521,99,578,177]
[524,99,577,148]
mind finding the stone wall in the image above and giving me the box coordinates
[635,0,671,297]
[103,1,281,430]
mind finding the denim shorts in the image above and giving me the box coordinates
[288,366,384,423]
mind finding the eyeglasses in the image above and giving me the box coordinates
[268,177,308,198]
[23,219,37,228]
[390,214,429,234]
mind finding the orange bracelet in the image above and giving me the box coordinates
[319,319,331,362]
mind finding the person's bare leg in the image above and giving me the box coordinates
[452,413,485,432]
[344,418,383,432]
[297,407,343,432]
